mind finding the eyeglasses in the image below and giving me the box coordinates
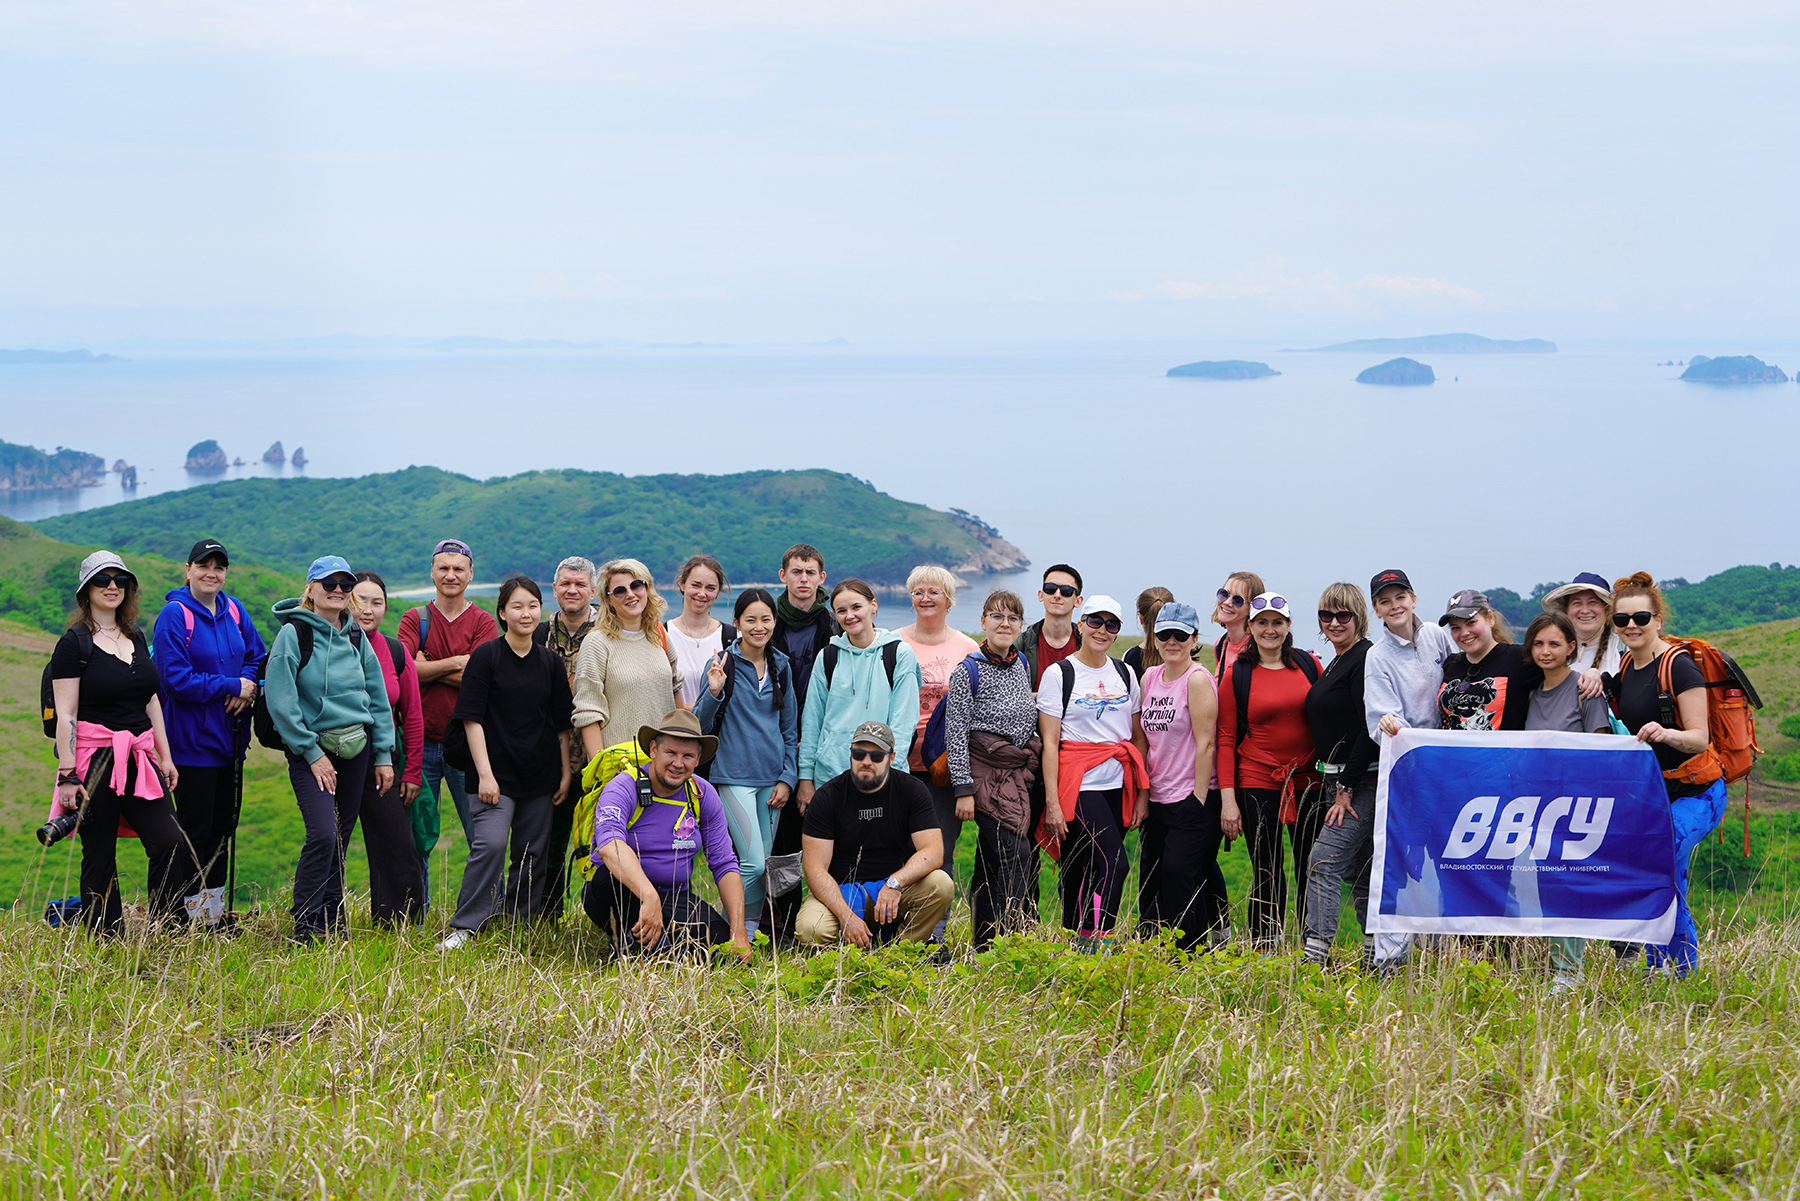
[1216,589,1246,608]
[849,747,889,762]
[1153,629,1193,643]
[984,612,1022,626]
[1042,583,1078,599]
[1319,610,1356,626]
[1081,614,1123,634]
[1612,610,1655,628]
[609,579,649,599]
[88,573,133,590]
[318,576,356,593]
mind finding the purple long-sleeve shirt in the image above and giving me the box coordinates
[590,771,740,890]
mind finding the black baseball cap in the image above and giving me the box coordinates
[187,539,229,566]
[1369,569,1412,598]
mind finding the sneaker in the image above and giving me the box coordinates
[1302,937,1331,969]
[1547,973,1580,998]
[439,928,475,951]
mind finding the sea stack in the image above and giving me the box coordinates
[184,440,229,473]
[291,447,308,468]
[1356,357,1435,386]
[263,441,285,465]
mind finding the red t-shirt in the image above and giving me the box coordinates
[1214,657,1320,791]
[1033,626,1081,689]
[399,600,500,742]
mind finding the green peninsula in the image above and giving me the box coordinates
[33,466,1030,588]
[1166,360,1280,380]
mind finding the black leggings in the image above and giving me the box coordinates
[1057,788,1127,935]
[170,763,237,895]
[77,749,196,935]
[1237,786,1287,946]
[1138,791,1228,950]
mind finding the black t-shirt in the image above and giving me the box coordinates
[1305,638,1378,778]
[50,629,158,735]
[1614,650,1708,799]
[802,768,938,884]
[1438,642,1541,732]
[452,638,574,797]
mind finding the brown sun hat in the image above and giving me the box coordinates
[636,709,718,762]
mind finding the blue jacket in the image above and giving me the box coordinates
[694,644,799,789]
[153,587,268,767]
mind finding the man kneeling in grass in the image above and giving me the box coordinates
[583,711,752,962]
[796,721,954,948]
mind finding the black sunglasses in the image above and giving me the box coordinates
[1042,583,1078,599]
[1081,614,1123,634]
[609,579,649,598]
[1153,628,1192,643]
[849,746,889,762]
[1216,588,1246,608]
[1612,610,1655,628]
[1319,610,1356,626]
[87,573,133,590]
[318,575,356,593]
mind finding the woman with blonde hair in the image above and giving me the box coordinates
[1123,586,1176,676]
[896,563,981,936]
[573,558,684,760]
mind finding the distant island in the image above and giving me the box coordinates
[1680,355,1789,384]
[1356,358,1435,386]
[1166,360,1280,380]
[0,440,106,491]
[33,466,1031,587]
[262,441,286,466]
[1288,333,1556,354]
[0,348,123,364]
[185,440,229,473]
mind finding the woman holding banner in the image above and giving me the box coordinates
[1607,572,1728,978]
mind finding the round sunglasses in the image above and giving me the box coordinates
[609,578,650,599]
[1081,614,1123,634]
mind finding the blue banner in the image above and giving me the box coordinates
[1367,730,1678,942]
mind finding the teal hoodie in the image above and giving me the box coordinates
[798,627,921,784]
[265,598,395,767]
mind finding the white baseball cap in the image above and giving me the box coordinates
[1248,591,1293,621]
[1081,594,1124,620]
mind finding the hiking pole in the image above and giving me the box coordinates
[228,713,245,915]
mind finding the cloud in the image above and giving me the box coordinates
[1136,256,1485,309]
[1355,274,1485,304]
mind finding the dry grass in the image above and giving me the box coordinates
[2,910,1797,1199]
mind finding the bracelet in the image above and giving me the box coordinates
[57,770,81,785]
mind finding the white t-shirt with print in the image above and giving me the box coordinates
[1036,657,1141,791]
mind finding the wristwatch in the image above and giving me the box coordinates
[882,876,902,893]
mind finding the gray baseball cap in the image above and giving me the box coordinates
[1438,589,1489,625]
[851,721,895,752]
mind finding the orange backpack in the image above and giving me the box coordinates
[1652,638,1764,851]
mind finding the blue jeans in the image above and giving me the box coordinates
[1648,778,1730,977]
[420,740,474,896]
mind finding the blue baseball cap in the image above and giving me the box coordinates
[306,555,354,583]
[1153,602,1201,636]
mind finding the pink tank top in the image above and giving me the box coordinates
[1141,660,1212,803]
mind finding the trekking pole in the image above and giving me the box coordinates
[228,714,245,915]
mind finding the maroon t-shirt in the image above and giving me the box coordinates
[399,600,499,742]
[1033,627,1080,688]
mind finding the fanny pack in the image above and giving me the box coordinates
[317,724,369,761]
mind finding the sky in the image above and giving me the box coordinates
[2,1,1797,344]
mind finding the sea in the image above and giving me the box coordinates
[4,340,1796,649]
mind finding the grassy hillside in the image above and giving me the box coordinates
[33,466,1029,588]
[0,516,304,642]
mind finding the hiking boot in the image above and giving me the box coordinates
[438,928,475,951]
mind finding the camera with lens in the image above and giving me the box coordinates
[37,808,80,847]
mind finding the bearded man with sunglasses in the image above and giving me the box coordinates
[1019,564,1084,688]
[795,721,953,948]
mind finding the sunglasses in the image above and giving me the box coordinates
[1612,610,1656,628]
[1042,583,1078,599]
[1250,595,1288,613]
[1319,610,1356,626]
[849,747,889,762]
[87,573,133,590]
[318,575,356,593]
[609,578,649,599]
[1216,589,1247,608]
[1081,614,1123,634]
[1153,628,1193,643]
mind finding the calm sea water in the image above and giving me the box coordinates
[4,341,1795,647]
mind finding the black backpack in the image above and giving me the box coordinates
[819,640,900,691]
[1230,651,1322,744]
[253,622,363,753]
[701,640,788,735]
[40,626,98,738]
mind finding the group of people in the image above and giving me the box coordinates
[46,537,1726,983]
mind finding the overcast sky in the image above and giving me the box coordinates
[2,1,1795,343]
